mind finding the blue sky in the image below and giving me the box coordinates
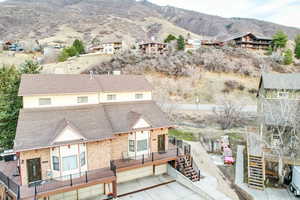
[148,0,300,28]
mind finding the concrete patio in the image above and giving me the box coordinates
[118,181,204,200]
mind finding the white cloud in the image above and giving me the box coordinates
[148,0,300,28]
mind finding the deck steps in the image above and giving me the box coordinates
[248,155,265,190]
[176,156,199,182]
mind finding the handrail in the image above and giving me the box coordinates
[0,171,20,198]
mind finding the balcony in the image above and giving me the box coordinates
[0,166,115,200]
[111,139,191,172]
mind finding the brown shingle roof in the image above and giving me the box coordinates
[18,74,152,96]
[14,101,173,151]
[96,75,152,92]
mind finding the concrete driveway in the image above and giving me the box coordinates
[118,181,203,200]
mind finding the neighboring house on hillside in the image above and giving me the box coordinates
[223,32,272,50]
[185,39,201,52]
[0,74,199,200]
[90,41,123,55]
[201,40,224,48]
[247,73,300,190]
[138,42,167,55]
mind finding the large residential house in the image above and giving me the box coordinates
[247,73,300,190]
[0,74,200,200]
[223,32,272,50]
[138,42,167,55]
[90,41,123,55]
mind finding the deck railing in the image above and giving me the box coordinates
[0,171,20,199]
[18,167,115,199]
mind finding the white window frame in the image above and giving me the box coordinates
[39,98,51,106]
[52,156,60,171]
[107,94,117,101]
[135,93,143,100]
[62,155,78,172]
[77,96,88,104]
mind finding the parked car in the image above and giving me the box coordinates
[289,166,300,197]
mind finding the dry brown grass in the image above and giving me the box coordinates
[147,71,259,105]
[0,52,37,66]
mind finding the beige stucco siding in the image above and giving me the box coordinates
[19,148,51,185]
[23,93,99,108]
[116,165,153,183]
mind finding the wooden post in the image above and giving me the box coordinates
[112,180,117,198]
[85,171,88,183]
[152,152,154,162]
[70,174,73,186]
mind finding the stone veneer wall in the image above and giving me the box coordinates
[19,148,51,185]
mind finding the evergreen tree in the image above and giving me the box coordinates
[283,49,293,65]
[72,39,85,54]
[295,34,300,59]
[164,34,177,43]
[177,35,185,51]
[0,61,42,149]
[272,30,288,51]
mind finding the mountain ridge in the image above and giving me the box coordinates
[0,0,299,42]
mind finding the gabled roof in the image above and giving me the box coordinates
[127,111,151,129]
[18,74,153,96]
[14,101,173,151]
[259,73,300,91]
[222,32,272,42]
[51,119,87,145]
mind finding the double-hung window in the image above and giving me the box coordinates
[80,152,86,167]
[129,140,135,152]
[52,156,60,171]
[107,94,116,101]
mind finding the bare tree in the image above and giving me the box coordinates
[213,98,245,130]
[261,96,300,184]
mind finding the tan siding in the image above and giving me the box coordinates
[111,134,128,160]
[19,148,51,185]
[150,128,168,152]
[87,140,112,170]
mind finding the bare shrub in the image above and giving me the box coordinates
[213,98,245,130]
[224,80,239,91]
[248,88,258,94]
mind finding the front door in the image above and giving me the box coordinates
[27,158,42,183]
[158,135,166,152]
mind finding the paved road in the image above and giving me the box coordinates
[163,104,257,112]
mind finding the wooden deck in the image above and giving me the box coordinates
[113,148,182,172]
[19,168,115,199]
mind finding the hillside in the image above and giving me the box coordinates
[0,0,300,45]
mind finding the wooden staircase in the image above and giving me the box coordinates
[247,131,265,190]
[248,155,265,190]
[177,156,199,182]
